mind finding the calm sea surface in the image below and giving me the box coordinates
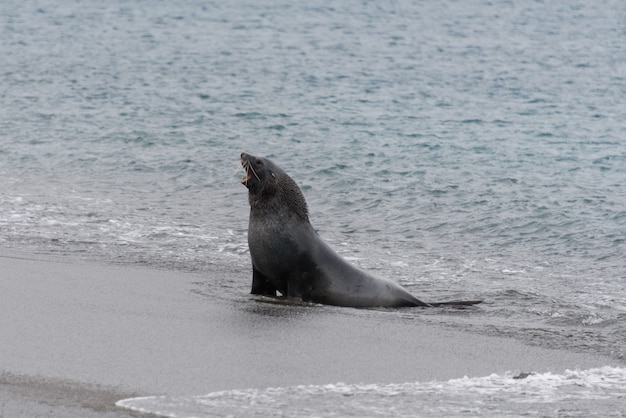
[2,0,625,416]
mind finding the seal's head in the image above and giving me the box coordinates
[240,152,308,221]
[240,152,276,192]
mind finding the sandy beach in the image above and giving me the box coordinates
[0,251,619,417]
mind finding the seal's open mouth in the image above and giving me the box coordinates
[241,158,256,184]
[241,163,252,184]
[242,169,252,183]
[241,157,261,184]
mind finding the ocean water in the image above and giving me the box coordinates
[118,367,626,417]
[1,0,625,415]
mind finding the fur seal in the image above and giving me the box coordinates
[240,152,481,308]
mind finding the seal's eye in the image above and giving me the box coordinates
[256,159,263,165]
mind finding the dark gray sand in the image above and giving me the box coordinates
[0,252,618,417]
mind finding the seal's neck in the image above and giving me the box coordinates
[249,173,309,222]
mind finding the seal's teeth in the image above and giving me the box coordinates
[241,167,252,183]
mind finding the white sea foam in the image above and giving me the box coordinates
[117,366,626,418]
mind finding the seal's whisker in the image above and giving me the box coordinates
[233,159,245,177]
[248,162,261,181]
[239,159,249,185]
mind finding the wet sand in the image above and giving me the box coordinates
[0,251,618,417]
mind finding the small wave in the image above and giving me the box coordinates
[117,366,626,418]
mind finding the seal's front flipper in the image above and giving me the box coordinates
[251,266,278,296]
[428,300,483,307]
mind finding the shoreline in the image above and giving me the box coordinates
[0,251,620,417]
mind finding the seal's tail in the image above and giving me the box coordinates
[428,300,483,307]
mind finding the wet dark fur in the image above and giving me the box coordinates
[249,167,308,223]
